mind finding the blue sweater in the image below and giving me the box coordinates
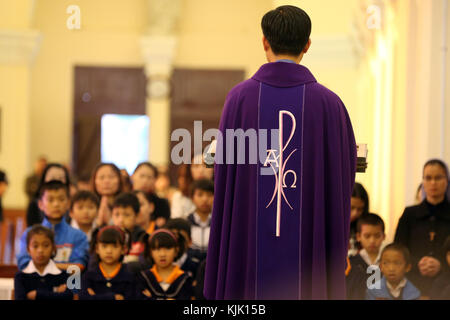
[16,217,89,270]
[366,277,421,300]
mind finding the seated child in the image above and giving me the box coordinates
[430,235,450,300]
[14,225,73,300]
[366,243,421,300]
[16,180,89,271]
[133,190,156,234]
[164,218,200,278]
[111,192,147,262]
[187,179,214,261]
[346,214,385,299]
[80,226,135,300]
[69,190,100,242]
[136,229,193,300]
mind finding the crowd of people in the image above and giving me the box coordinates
[5,157,450,300]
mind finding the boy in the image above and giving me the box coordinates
[346,214,385,299]
[187,179,214,261]
[69,190,100,242]
[164,218,200,278]
[366,243,421,300]
[16,180,89,271]
[111,192,146,262]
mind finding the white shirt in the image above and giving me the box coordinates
[190,212,211,252]
[171,191,196,220]
[359,248,382,266]
[70,219,94,242]
[22,260,62,276]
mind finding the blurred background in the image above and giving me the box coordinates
[0,0,449,244]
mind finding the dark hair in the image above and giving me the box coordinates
[133,162,158,179]
[132,190,155,205]
[444,236,450,254]
[356,213,385,233]
[113,192,140,214]
[39,180,70,199]
[26,225,55,248]
[261,5,311,56]
[0,170,8,184]
[164,218,192,240]
[191,179,214,197]
[382,243,411,265]
[423,159,450,180]
[70,190,100,211]
[91,163,123,198]
[90,226,127,261]
[143,229,185,263]
[352,182,370,215]
[36,163,70,197]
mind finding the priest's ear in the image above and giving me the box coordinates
[302,38,311,54]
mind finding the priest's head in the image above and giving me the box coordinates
[261,5,312,64]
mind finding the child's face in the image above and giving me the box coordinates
[70,199,98,227]
[96,242,124,265]
[135,192,154,227]
[95,165,120,196]
[192,189,214,214]
[350,197,365,222]
[356,224,385,255]
[38,189,70,222]
[151,246,177,269]
[112,206,137,231]
[131,166,156,193]
[28,233,54,267]
[380,249,411,285]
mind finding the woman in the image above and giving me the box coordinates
[395,159,450,297]
[348,182,371,257]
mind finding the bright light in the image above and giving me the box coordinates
[101,114,150,174]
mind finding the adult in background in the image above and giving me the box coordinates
[395,159,450,297]
[0,170,8,222]
[24,156,47,204]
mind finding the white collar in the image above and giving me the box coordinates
[386,278,407,298]
[70,219,93,241]
[175,252,188,267]
[359,248,381,266]
[193,212,211,227]
[22,259,62,276]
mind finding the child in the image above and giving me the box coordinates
[111,192,146,262]
[164,218,200,278]
[69,190,100,242]
[17,180,89,271]
[430,235,450,299]
[136,229,193,300]
[81,226,135,300]
[346,214,385,300]
[133,190,156,234]
[14,225,73,300]
[187,179,214,260]
[366,243,421,300]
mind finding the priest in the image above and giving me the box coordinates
[204,5,357,300]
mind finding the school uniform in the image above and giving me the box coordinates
[175,252,200,279]
[187,212,211,260]
[80,263,135,300]
[366,277,421,300]
[14,260,73,300]
[126,226,147,258]
[346,249,381,300]
[137,264,193,300]
[16,217,89,270]
[394,199,450,295]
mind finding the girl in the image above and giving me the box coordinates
[348,182,370,256]
[26,163,71,227]
[170,164,196,220]
[91,163,123,226]
[81,226,135,300]
[14,225,73,300]
[131,162,170,228]
[133,190,156,234]
[136,229,192,300]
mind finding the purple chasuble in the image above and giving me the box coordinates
[204,62,357,300]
